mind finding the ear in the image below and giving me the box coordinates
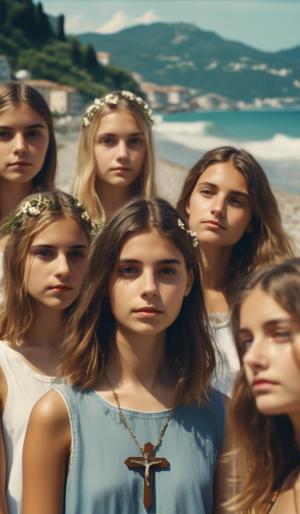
[185,203,190,216]
[184,271,194,297]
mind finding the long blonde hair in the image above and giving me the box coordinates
[0,191,93,346]
[60,197,215,404]
[74,91,155,221]
[228,259,300,513]
[177,146,294,295]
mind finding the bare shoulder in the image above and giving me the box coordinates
[29,389,70,436]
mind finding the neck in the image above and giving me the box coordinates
[201,244,232,290]
[0,179,32,220]
[25,304,65,348]
[96,179,132,220]
[105,328,168,391]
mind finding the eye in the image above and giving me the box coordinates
[128,136,143,147]
[68,250,86,260]
[228,196,244,207]
[158,267,176,276]
[273,330,292,343]
[199,188,213,197]
[98,135,116,146]
[34,248,54,259]
[238,334,253,352]
[25,129,43,140]
[117,265,140,277]
[0,129,12,140]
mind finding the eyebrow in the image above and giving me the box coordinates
[30,244,88,249]
[96,131,143,137]
[198,181,249,197]
[0,123,47,130]
[118,258,182,265]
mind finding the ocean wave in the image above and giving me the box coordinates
[155,121,300,161]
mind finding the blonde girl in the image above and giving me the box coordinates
[177,146,293,395]
[22,198,230,514]
[228,259,300,513]
[74,90,155,222]
[0,191,93,514]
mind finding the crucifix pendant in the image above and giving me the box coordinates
[125,441,170,510]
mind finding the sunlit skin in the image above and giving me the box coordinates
[25,217,89,314]
[108,229,192,345]
[186,161,252,249]
[239,287,300,424]
[0,104,49,186]
[94,110,146,193]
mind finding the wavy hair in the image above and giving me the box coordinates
[60,197,216,405]
[0,191,93,346]
[177,146,294,294]
[227,259,300,513]
[74,91,155,221]
[0,81,56,191]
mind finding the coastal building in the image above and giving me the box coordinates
[0,55,11,82]
[141,82,191,110]
[24,79,87,116]
[96,52,111,66]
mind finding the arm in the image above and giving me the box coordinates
[213,395,236,514]
[0,367,8,514]
[22,390,71,514]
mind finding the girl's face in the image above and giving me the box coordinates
[0,104,49,185]
[186,161,252,248]
[239,286,300,417]
[25,217,89,312]
[93,110,146,192]
[108,229,192,340]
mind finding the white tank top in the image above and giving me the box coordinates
[0,341,58,514]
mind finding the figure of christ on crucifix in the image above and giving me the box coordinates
[125,442,170,510]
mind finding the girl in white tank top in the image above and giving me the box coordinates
[0,191,94,514]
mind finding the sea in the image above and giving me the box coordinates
[154,110,300,194]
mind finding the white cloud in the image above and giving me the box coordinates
[96,10,129,34]
[97,9,160,34]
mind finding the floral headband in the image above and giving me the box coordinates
[3,194,98,238]
[178,219,199,248]
[82,90,154,127]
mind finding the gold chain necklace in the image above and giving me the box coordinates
[110,385,173,511]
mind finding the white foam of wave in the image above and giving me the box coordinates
[155,121,300,161]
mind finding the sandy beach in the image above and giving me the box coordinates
[56,135,300,255]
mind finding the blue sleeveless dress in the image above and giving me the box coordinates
[55,383,225,514]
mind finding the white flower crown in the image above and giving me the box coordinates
[178,218,199,248]
[82,90,154,127]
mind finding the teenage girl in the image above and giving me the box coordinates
[0,191,93,514]
[228,259,300,513]
[74,90,155,222]
[22,198,230,514]
[0,81,57,299]
[177,146,294,395]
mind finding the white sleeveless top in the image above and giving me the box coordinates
[0,341,58,514]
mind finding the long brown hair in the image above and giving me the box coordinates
[228,259,300,513]
[0,81,57,190]
[0,191,93,346]
[60,197,216,404]
[177,146,294,293]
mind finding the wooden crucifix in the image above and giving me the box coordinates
[125,441,170,510]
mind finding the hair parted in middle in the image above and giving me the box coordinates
[60,197,216,404]
[0,190,94,347]
[177,146,294,292]
[74,91,156,221]
[227,258,300,513]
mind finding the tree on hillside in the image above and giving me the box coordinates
[57,14,65,41]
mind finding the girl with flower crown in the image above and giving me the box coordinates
[177,146,294,396]
[74,90,155,223]
[0,191,93,514]
[22,198,231,514]
[227,259,300,513]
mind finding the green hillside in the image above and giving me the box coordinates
[0,0,141,98]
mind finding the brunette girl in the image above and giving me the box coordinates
[0,191,93,514]
[177,146,293,395]
[74,90,155,222]
[228,259,300,513]
[22,198,230,514]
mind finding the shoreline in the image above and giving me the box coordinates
[56,140,300,255]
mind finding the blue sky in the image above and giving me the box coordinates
[38,1,300,52]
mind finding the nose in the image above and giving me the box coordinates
[211,194,226,218]
[243,337,269,371]
[141,270,158,298]
[13,133,28,154]
[116,140,129,160]
[54,253,71,278]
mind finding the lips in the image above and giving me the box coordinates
[252,378,278,389]
[49,284,72,291]
[133,307,163,314]
[9,161,31,167]
[202,220,225,230]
